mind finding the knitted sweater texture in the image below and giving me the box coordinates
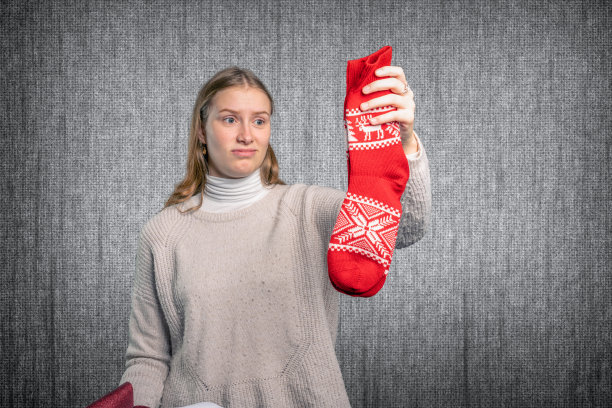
[120,143,431,408]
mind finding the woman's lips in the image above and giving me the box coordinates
[232,149,256,157]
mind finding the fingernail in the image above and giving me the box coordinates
[376,69,383,75]
[370,117,377,124]
[363,85,370,93]
[361,102,368,111]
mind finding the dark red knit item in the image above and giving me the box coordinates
[86,382,137,408]
[327,46,410,297]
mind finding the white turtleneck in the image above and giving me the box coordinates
[198,133,422,213]
[200,167,272,213]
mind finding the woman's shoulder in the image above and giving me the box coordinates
[137,195,200,246]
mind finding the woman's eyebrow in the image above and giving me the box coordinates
[218,108,270,116]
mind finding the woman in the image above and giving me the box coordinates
[120,48,431,408]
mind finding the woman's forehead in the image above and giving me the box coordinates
[212,86,271,114]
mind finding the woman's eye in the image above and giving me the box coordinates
[223,117,236,124]
[255,119,265,126]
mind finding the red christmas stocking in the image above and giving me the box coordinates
[327,45,410,297]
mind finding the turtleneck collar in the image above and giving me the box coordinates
[200,167,271,213]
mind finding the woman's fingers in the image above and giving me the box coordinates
[360,92,414,112]
[360,65,416,141]
[362,77,407,96]
[368,109,414,127]
[373,65,408,86]
[362,65,408,94]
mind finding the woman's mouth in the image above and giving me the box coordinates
[232,149,256,157]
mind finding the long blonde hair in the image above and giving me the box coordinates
[164,66,285,212]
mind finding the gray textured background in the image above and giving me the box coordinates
[1,0,611,407]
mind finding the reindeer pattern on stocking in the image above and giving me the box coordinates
[344,105,401,151]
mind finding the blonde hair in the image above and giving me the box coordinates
[164,66,285,212]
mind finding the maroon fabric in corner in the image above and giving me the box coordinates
[86,382,134,408]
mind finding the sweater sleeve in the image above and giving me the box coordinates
[120,222,171,408]
[395,132,432,249]
[305,185,346,246]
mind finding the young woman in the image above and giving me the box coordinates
[120,49,431,408]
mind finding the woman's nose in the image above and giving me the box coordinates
[237,122,253,143]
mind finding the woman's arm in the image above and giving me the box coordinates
[358,65,432,249]
[309,136,431,251]
[119,225,171,408]
[395,131,432,249]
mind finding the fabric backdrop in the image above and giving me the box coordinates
[1,0,610,407]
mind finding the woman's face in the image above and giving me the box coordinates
[200,85,271,179]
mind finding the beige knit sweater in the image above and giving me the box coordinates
[120,145,431,407]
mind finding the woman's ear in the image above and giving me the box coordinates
[196,124,206,145]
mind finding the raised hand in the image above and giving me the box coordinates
[360,65,417,154]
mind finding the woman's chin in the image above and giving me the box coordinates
[210,158,263,179]
[227,166,258,179]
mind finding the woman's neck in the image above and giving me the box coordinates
[200,168,270,212]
